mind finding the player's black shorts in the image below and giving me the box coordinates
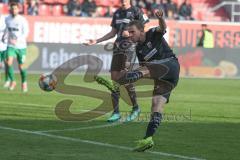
[146,56,180,103]
[110,41,135,72]
[111,53,127,71]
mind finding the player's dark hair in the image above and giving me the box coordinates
[128,20,144,31]
[9,2,19,7]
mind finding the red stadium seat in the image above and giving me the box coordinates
[23,3,28,15]
[95,0,111,7]
[56,0,68,4]
[111,7,117,13]
[38,4,51,16]
[52,5,64,16]
[78,0,84,4]
[0,3,9,14]
[43,0,55,4]
[112,0,121,7]
[196,11,202,20]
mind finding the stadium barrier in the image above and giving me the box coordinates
[23,16,240,78]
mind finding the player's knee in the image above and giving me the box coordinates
[116,71,143,85]
[7,60,13,66]
[111,76,119,81]
[111,71,121,81]
[18,64,26,71]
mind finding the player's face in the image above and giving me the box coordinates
[202,25,207,30]
[128,25,143,43]
[121,0,131,9]
[10,5,19,16]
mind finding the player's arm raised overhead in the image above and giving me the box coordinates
[155,9,166,33]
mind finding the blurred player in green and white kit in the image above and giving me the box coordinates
[5,2,29,92]
[0,13,9,87]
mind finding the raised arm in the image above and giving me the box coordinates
[155,10,166,33]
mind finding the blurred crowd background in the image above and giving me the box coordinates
[0,0,240,22]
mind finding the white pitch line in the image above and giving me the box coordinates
[0,100,124,134]
[0,100,107,114]
[36,122,122,133]
[0,125,206,160]
[0,101,50,107]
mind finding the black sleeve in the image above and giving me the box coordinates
[134,7,149,25]
[151,27,165,39]
[197,31,204,47]
[111,12,117,29]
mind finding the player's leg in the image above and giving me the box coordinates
[124,83,141,122]
[123,49,141,122]
[105,53,127,122]
[134,58,180,152]
[0,51,10,88]
[116,57,179,85]
[96,65,147,122]
[133,81,169,152]
[16,49,28,92]
[7,47,17,90]
[103,70,121,122]
[4,59,10,86]
[111,71,141,115]
[116,66,150,85]
[144,94,167,138]
[111,52,141,122]
[2,51,10,88]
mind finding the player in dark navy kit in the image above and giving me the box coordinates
[85,0,149,122]
[103,10,180,151]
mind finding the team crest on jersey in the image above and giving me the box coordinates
[147,42,152,48]
[127,12,132,18]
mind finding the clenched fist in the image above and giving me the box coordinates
[155,9,164,19]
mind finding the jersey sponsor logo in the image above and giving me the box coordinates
[116,19,131,24]
[144,48,157,61]
[147,42,152,48]
[8,27,19,32]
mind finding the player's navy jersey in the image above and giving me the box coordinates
[111,6,149,41]
[136,27,175,62]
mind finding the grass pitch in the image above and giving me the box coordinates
[0,74,240,160]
